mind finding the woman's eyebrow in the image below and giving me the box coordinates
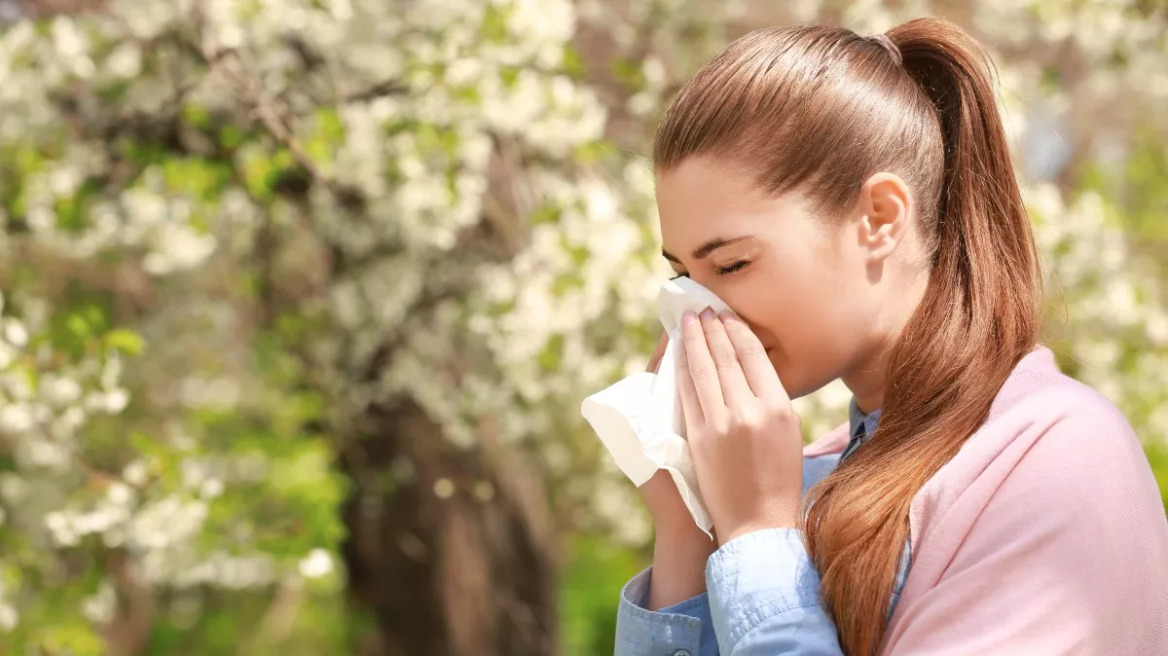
[662,235,755,263]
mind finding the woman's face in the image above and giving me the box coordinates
[656,155,910,401]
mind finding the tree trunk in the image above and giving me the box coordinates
[341,396,558,656]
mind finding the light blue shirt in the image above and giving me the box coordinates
[614,400,912,655]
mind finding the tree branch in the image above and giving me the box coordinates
[342,78,408,103]
[189,0,361,205]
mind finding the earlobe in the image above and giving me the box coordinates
[860,172,912,261]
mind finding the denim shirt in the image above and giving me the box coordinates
[614,400,913,655]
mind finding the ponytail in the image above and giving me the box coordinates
[802,18,1042,655]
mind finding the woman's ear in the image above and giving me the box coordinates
[857,172,912,263]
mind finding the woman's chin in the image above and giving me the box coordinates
[768,356,800,397]
[769,359,824,401]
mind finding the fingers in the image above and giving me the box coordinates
[699,309,754,406]
[675,330,704,428]
[720,311,789,403]
[680,310,724,416]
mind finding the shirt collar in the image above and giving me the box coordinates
[848,397,882,440]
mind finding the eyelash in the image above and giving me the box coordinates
[670,261,751,280]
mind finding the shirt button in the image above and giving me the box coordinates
[673,650,691,656]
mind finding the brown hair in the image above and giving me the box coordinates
[653,18,1041,655]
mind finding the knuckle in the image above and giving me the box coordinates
[707,412,730,436]
[742,408,765,429]
[712,349,738,370]
[711,419,731,438]
[768,404,799,427]
[724,417,747,436]
[688,362,715,381]
[730,409,762,434]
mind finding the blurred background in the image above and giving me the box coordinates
[0,0,1164,654]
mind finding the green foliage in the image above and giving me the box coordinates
[560,534,647,656]
[1145,442,1168,512]
[1081,123,1168,270]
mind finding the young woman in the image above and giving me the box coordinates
[614,17,1168,656]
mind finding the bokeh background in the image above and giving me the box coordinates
[0,0,1164,654]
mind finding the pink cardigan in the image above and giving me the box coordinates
[803,345,1168,654]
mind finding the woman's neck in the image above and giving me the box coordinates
[845,366,885,416]
[847,263,930,415]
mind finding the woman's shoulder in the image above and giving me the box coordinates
[899,354,1168,653]
[933,346,1165,554]
[988,344,1134,444]
[922,345,1156,531]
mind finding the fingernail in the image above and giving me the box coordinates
[699,308,716,321]
[682,311,697,327]
[719,310,736,322]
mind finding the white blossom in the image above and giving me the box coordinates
[298,548,335,579]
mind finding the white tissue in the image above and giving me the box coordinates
[580,276,730,537]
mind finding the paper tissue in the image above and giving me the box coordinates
[580,276,730,537]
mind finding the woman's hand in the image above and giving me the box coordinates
[636,331,718,610]
[678,308,804,546]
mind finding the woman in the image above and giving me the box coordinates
[614,17,1168,656]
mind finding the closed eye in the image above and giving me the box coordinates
[669,261,751,280]
[716,261,750,276]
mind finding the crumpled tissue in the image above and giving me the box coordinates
[580,276,729,538]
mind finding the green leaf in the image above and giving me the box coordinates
[105,329,145,355]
